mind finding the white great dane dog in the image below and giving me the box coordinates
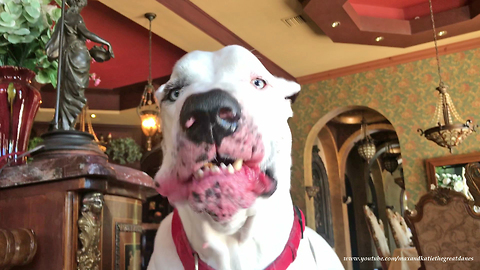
[148,45,344,270]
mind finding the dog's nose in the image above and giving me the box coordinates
[180,89,241,145]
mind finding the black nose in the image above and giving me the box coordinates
[180,89,241,145]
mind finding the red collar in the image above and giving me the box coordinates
[171,206,305,270]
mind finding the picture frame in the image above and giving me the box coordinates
[115,223,143,270]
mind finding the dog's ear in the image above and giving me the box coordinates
[278,78,301,104]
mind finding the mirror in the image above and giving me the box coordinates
[425,152,480,197]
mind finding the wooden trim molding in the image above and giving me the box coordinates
[156,0,296,82]
[297,37,480,84]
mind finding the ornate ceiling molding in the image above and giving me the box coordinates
[302,0,480,47]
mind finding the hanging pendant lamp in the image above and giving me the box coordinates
[137,13,161,152]
[383,144,398,174]
[418,0,476,153]
[357,117,376,161]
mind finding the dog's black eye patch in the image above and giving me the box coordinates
[286,93,299,104]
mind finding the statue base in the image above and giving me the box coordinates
[32,130,106,160]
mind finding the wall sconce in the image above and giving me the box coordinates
[305,186,320,199]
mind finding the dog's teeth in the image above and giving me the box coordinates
[233,159,243,171]
[220,163,227,170]
[212,165,220,173]
[204,167,210,172]
[195,169,204,178]
[227,164,235,174]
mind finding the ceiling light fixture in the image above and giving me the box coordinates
[375,36,384,42]
[357,117,376,161]
[383,143,398,174]
[90,113,96,119]
[418,0,476,153]
[383,156,398,174]
[331,21,340,28]
[137,12,161,152]
[438,30,447,37]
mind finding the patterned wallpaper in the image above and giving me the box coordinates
[290,48,480,212]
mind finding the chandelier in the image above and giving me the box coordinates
[137,13,160,152]
[418,0,475,153]
[357,117,376,161]
[383,144,398,174]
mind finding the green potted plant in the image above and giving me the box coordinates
[0,0,61,85]
[105,138,143,165]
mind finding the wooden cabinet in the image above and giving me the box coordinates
[0,154,156,270]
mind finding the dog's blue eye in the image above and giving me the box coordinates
[168,89,180,101]
[252,78,266,89]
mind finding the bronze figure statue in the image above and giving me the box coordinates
[46,0,114,131]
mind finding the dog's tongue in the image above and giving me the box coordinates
[188,166,275,222]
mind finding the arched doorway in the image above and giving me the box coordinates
[304,106,405,270]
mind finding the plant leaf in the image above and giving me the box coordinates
[51,8,61,21]
[35,71,49,84]
[6,34,22,43]
[49,71,57,88]
[13,28,30,35]
[0,13,15,27]
[0,11,13,23]
[25,5,41,20]
[5,2,22,17]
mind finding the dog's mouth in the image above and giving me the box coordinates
[187,155,276,222]
[193,157,244,178]
[155,114,276,223]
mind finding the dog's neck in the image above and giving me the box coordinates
[176,188,294,270]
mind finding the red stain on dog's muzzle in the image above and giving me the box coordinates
[188,165,275,222]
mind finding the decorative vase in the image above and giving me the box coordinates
[0,66,42,167]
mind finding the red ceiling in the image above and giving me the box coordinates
[348,0,468,20]
[81,2,185,89]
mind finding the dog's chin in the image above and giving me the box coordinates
[200,207,254,234]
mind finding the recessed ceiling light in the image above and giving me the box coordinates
[90,113,97,119]
[375,36,384,42]
[438,30,447,37]
[331,21,341,28]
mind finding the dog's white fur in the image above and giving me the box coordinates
[148,45,344,270]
